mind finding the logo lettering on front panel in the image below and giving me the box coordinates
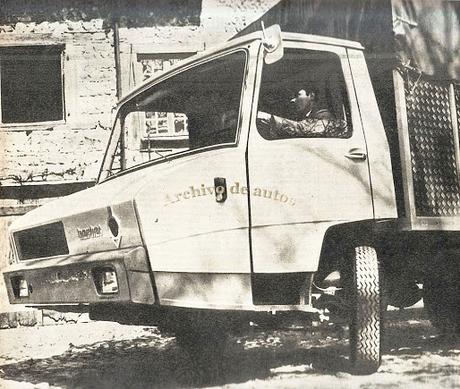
[77,225,103,240]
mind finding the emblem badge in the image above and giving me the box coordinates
[77,225,103,240]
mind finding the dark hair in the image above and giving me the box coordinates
[303,86,319,100]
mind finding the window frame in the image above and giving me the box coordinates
[0,44,66,129]
[256,43,355,141]
[98,48,249,183]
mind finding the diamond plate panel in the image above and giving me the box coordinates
[455,84,460,146]
[405,76,460,217]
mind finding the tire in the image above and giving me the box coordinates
[348,246,382,375]
[423,253,460,334]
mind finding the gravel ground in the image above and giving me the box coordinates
[0,307,458,389]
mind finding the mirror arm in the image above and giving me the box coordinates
[261,21,277,52]
[260,23,284,64]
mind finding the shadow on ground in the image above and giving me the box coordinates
[0,326,350,388]
[0,308,458,388]
[383,308,460,354]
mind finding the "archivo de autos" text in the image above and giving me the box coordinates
[165,181,296,206]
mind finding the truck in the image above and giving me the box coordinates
[3,22,459,383]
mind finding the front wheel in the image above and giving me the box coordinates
[347,245,382,374]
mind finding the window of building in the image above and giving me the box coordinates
[0,45,64,125]
[138,53,192,80]
[102,50,246,178]
[257,49,352,140]
[137,53,195,150]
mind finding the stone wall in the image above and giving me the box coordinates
[0,19,116,185]
[0,0,280,186]
[201,0,279,44]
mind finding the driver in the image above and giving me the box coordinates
[290,87,333,121]
[257,87,341,139]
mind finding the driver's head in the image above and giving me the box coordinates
[290,87,318,113]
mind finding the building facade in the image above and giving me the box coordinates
[0,0,278,209]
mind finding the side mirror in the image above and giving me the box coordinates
[261,22,283,64]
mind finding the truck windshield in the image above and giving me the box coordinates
[100,50,246,180]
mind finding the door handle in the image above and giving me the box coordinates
[214,177,227,203]
[345,148,367,161]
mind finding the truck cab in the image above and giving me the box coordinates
[3,26,459,381]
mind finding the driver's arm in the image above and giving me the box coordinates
[257,111,329,138]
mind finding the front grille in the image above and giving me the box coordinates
[14,221,69,260]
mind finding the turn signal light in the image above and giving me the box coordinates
[18,279,29,297]
[11,276,30,298]
[92,267,119,295]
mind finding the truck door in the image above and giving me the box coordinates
[248,43,374,274]
[101,48,258,309]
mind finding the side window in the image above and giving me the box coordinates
[256,49,352,140]
[137,53,194,154]
[104,51,246,177]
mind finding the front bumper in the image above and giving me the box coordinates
[3,246,155,305]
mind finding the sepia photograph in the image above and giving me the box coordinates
[0,0,459,387]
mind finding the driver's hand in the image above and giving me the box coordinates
[256,111,273,138]
[257,111,271,121]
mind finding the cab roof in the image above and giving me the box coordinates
[118,30,364,106]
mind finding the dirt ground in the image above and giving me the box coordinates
[0,307,458,389]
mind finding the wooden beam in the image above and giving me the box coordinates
[0,205,39,216]
[0,181,95,200]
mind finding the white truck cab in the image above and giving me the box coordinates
[3,25,459,382]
